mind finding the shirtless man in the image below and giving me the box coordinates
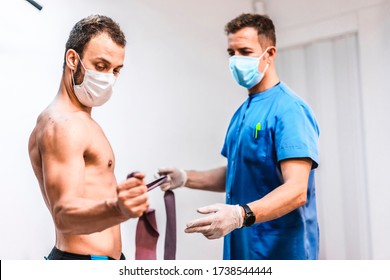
[28,15,149,260]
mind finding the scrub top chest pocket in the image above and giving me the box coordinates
[242,121,270,163]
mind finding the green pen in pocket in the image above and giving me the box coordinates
[255,122,261,139]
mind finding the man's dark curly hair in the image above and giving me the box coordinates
[225,13,276,48]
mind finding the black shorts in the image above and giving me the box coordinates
[46,246,126,260]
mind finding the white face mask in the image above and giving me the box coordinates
[72,54,117,107]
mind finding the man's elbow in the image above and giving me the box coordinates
[52,202,87,234]
[52,203,105,235]
[296,193,307,207]
[296,185,308,207]
[52,204,72,234]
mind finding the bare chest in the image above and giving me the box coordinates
[82,123,117,197]
[83,124,115,170]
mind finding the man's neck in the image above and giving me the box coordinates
[248,68,279,95]
[57,72,92,115]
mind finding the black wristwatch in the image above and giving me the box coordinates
[240,204,255,227]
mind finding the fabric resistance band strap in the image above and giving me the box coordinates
[135,190,176,260]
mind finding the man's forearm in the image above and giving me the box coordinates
[248,159,311,224]
[52,197,128,235]
[185,166,226,192]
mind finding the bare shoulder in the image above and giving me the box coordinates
[35,109,92,157]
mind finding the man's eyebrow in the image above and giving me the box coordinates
[227,47,252,52]
[237,47,252,51]
[94,57,123,68]
[94,57,111,64]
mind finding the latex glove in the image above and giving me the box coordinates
[156,167,187,191]
[184,203,243,239]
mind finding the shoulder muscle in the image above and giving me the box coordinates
[39,115,90,162]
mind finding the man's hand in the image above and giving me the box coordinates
[185,203,243,239]
[116,172,149,218]
[157,167,187,191]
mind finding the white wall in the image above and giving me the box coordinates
[0,0,252,259]
[264,0,390,259]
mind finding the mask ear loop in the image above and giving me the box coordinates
[262,62,270,75]
[76,53,87,70]
[258,47,270,60]
[71,69,77,86]
[259,46,274,75]
[72,53,86,87]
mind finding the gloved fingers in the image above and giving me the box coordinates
[184,224,211,234]
[196,204,222,214]
[203,231,220,240]
[158,174,172,191]
[187,222,221,240]
[160,182,172,191]
[157,167,175,175]
[185,215,214,229]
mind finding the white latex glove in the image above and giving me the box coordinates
[184,203,243,239]
[156,167,187,191]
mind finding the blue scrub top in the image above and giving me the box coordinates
[221,82,320,260]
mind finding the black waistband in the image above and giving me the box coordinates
[46,246,125,260]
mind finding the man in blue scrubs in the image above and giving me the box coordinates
[158,13,320,260]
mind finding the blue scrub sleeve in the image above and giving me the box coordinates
[275,101,319,169]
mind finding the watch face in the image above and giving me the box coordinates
[245,215,256,226]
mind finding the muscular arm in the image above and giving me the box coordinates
[39,117,148,235]
[185,166,226,192]
[247,158,312,223]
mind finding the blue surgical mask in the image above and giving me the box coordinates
[229,48,270,89]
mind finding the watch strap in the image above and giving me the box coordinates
[240,204,255,227]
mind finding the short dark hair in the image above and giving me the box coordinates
[63,15,126,70]
[224,13,276,48]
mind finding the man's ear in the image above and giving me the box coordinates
[267,47,276,62]
[65,49,79,71]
